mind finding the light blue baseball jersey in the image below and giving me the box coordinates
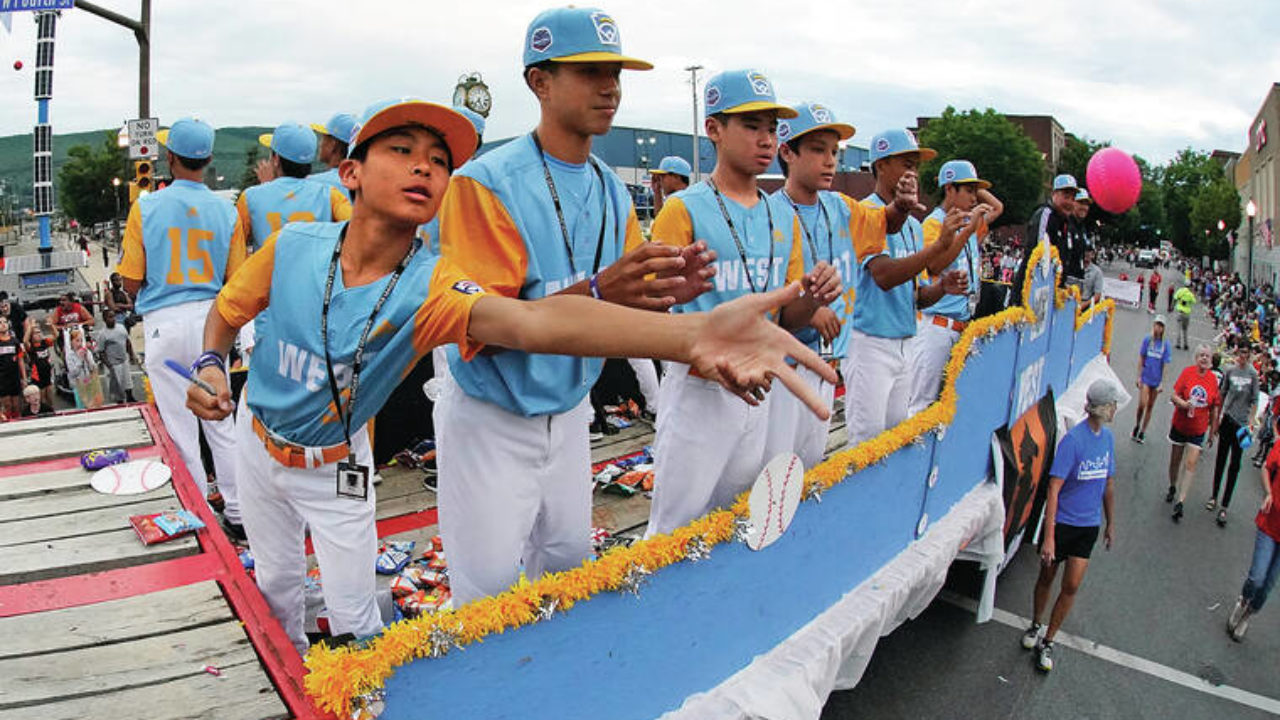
[237,177,349,250]
[417,217,440,256]
[216,222,485,447]
[650,182,801,316]
[308,167,351,200]
[118,179,246,316]
[853,193,923,338]
[771,190,859,359]
[922,206,984,321]
[437,134,645,417]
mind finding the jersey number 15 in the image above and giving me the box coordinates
[165,227,216,285]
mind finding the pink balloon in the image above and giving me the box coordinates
[1086,147,1142,214]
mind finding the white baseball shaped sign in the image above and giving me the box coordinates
[90,459,172,495]
[745,452,804,551]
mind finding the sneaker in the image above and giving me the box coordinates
[1036,640,1055,672]
[1217,508,1228,527]
[1206,498,1217,511]
[588,430,604,442]
[1021,623,1043,650]
[220,517,248,543]
[1227,596,1248,633]
[1131,426,1139,441]
[1172,501,1184,522]
[1165,486,1177,503]
[421,473,438,492]
[1137,431,1146,444]
[1231,608,1253,642]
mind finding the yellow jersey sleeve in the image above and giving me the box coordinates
[225,216,249,280]
[235,193,252,240]
[922,216,942,247]
[785,213,805,284]
[215,231,277,328]
[623,206,646,253]
[331,188,352,222]
[438,176,529,299]
[414,257,488,361]
[649,196,693,249]
[842,193,888,261]
[116,203,146,281]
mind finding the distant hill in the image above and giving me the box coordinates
[0,126,276,208]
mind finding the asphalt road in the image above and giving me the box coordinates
[823,264,1280,720]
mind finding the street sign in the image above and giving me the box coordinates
[126,117,158,160]
[0,0,74,11]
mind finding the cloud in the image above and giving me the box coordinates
[1,0,1277,164]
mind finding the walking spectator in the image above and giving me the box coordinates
[1168,344,1222,522]
[98,308,138,404]
[1022,380,1119,672]
[1227,425,1280,641]
[1209,339,1259,526]
[1173,284,1196,349]
[1148,269,1162,313]
[1132,316,1172,443]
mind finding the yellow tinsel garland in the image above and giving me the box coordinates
[303,241,1109,718]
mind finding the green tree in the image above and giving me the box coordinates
[1094,155,1166,249]
[917,107,1045,226]
[239,145,261,191]
[1056,134,1107,186]
[1161,148,1223,255]
[57,131,129,226]
[1189,176,1242,260]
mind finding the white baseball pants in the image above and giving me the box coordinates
[842,329,913,449]
[908,319,960,416]
[764,363,836,469]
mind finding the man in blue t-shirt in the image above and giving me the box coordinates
[1132,315,1172,443]
[1022,380,1119,673]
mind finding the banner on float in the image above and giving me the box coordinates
[1104,278,1141,308]
[995,390,1058,569]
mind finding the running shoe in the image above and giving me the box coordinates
[1172,501,1184,522]
[1217,508,1228,527]
[1036,641,1055,672]
[1165,485,1176,503]
[1021,623,1043,650]
[1206,498,1217,511]
[1137,431,1146,444]
[1131,426,1139,441]
[1228,596,1248,633]
[1231,608,1252,642]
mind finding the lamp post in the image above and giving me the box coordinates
[111,177,122,248]
[685,64,703,184]
[1247,199,1257,288]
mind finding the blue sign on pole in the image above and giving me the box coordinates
[0,0,74,11]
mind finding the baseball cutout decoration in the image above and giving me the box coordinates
[1086,147,1142,214]
[744,452,804,551]
[90,459,172,495]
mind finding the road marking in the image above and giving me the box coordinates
[940,591,1280,715]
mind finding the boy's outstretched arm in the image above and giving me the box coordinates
[468,282,837,419]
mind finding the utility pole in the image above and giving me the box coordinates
[74,0,150,118]
[685,65,703,184]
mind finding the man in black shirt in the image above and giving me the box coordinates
[1012,174,1079,302]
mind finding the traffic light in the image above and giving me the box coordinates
[129,160,153,204]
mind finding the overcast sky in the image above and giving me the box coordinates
[1,0,1278,165]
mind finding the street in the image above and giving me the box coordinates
[824,265,1280,720]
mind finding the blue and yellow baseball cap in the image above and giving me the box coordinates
[453,105,486,139]
[156,117,214,160]
[347,98,478,170]
[523,7,652,70]
[868,128,937,164]
[937,159,991,189]
[649,156,692,177]
[777,102,855,144]
[704,69,798,118]
[259,122,317,165]
[1075,188,1091,203]
[1053,174,1078,192]
[310,113,358,145]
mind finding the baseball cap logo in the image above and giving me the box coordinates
[705,84,721,108]
[530,26,553,53]
[875,138,890,152]
[942,168,955,181]
[747,71,772,96]
[777,121,791,140]
[590,12,619,45]
[811,105,832,123]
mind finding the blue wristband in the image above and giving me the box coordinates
[191,351,226,376]
[589,273,603,300]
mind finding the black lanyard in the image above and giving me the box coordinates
[878,193,919,299]
[709,179,775,293]
[782,190,833,265]
[320,226,417,458]
[530,132,610,276]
